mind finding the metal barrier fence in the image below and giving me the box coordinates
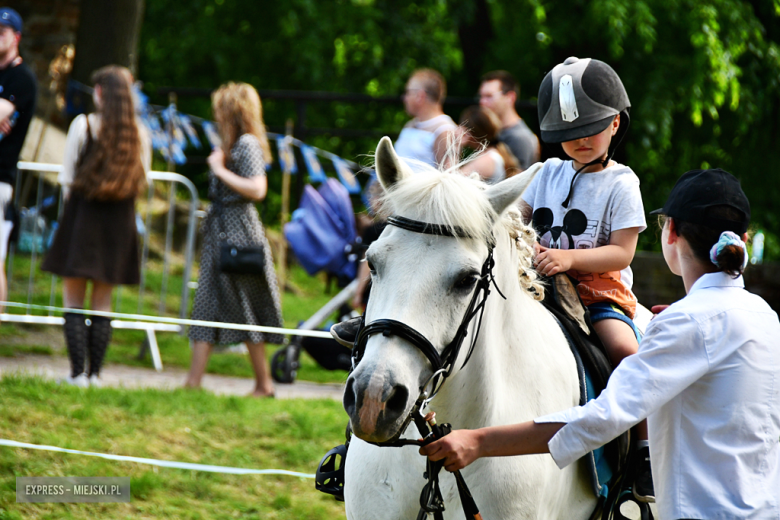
[3,162,200,371]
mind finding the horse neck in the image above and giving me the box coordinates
[431,225,558,429]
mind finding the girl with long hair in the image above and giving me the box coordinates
[42,65,150,387]
[185,82,283,397]
[458,105,520,183]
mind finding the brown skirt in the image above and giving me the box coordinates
[41,192,140,285]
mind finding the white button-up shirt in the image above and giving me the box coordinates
[536,272,780,519]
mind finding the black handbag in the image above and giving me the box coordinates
[219,243,265,275]
[214,202,265,275]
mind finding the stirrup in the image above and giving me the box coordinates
[315,444,347,501]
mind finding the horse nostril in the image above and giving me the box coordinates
[343,378,357,416]
[385,385,409,414]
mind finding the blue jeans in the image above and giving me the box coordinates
[588,301,641,342]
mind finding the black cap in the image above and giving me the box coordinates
[650,168,750,235]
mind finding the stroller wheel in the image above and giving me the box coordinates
[271,342,300,383]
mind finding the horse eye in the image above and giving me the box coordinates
[454,274,478,290]
[367,259,376,274]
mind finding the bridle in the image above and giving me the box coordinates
[349,214,502,520]
[351,214,504,410]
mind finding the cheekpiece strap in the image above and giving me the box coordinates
[387,215,471,238]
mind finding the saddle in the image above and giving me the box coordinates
[541,273,653,520]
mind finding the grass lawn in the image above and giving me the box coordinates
[1,253,350,385]
[0,375,348,519]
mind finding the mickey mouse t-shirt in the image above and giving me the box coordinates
[522,158,646,318]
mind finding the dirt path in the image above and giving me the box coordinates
[0,355,344,400]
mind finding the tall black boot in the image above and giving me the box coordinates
[87,316,112,377]
[63,312,88,378]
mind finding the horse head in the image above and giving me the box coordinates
[344,137,541,443]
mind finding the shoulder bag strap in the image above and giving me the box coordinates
[76,116,94,170]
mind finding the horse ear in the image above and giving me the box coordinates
[375,136,411,190]
[486,163,543,215]
[485,162,544,216]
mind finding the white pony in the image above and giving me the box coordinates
[342,137,599,520]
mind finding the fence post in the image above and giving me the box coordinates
[158,90,180,316]
[278,119,293,301]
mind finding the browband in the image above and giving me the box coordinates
[387,215,472,238]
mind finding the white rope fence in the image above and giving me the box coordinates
[0,439,315,478]
[0,301,333,339]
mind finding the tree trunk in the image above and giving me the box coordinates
[69,0,145,113]
[457,0,494,94]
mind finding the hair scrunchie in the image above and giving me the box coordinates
[709,231,748,269]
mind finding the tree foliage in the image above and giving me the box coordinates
[138,0,780,253]
[140,0,462,158]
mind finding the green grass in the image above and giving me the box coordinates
[0,375,348,519]
[2,253,350,385]
[0,343,53,357]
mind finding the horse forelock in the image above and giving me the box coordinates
[379,166,496,243]
[378,162,545,301]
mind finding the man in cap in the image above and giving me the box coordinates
[0,7,37,309]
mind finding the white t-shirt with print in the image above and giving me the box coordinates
[521,158,646,317]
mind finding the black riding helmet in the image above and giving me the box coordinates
[537,57,631,207]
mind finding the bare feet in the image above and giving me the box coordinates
[249,385,275,398]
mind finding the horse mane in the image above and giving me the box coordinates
[377,156,545,301]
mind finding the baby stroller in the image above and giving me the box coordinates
[272,179,360,383]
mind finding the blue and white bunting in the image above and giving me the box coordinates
[160,141,187,165]
[178,114,202,149]
[130,86,362,188]
[201,121,221,149]
[160,105,188,150]
[300,145,326,183]
[332,156,361,194]
[276,136,298,174]
[145,114,169,152]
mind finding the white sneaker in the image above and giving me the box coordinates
[64,373,89,388]
[88,374,102,388]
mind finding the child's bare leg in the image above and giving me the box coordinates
[593,318,637,366]
[593,318,648,441]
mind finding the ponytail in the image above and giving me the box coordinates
[674,205,749,278]
[709,232,748,277]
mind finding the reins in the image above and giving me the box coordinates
[350,214,502,520]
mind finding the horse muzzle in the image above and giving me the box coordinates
[343,360,414,443]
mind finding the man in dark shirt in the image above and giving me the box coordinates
[479,70,539,170]
[0,7,37,309]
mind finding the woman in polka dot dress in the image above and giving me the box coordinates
[185,83,284,397]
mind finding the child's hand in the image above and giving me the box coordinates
[650,305,670,319]
[533,245,573,276]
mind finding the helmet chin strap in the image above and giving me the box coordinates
[561,153,611,209]
[561,114,629,209]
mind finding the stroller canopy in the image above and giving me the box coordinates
[284,178,357,280]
